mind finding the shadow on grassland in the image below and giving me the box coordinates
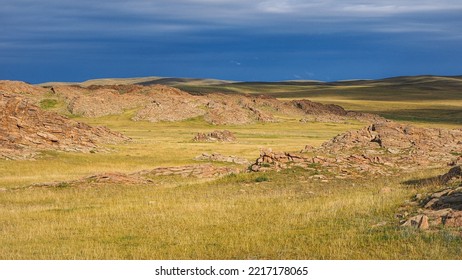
[370,109,462,125]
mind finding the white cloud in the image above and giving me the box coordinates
[1,0,462,39]
[257,0,295,14]
[339,2,460,16]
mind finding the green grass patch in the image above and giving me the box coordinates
[39,99,58,109]
[255,175,270,182]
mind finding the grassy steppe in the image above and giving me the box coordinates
[2,169,461,259]
[1,78,461,259]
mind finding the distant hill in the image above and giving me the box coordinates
[38,76,235,87]
[38,75,462,95]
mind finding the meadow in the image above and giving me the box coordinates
[1,76,461,259]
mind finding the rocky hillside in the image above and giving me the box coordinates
[1,80,383,125]
[251,121,462,177]
[0,80,49,95]
[0,93,130,160]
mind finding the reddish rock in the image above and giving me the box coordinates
[444,212,462,227]
[0,93,130,160]
[193,130,236,142]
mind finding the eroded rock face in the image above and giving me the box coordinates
[0,93,130,160]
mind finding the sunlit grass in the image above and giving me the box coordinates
[1,169,460,259]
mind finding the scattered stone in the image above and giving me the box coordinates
[448,156,462,166]
[405,166,462,187]
[300,145,315,153]
[380,187,392,194]
[31,163,245,189]
[439,166,462,185]
[400,167,462,230]
[401,214,429,229]
[84,172,153,184]
[31,172,152,188]
[371,221,388,228]
[141,164,242,178]
[419,215,430,230]
[194,153,249,165]
[444,212,462,227]
[193,130,236,142]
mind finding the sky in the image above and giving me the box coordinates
[1,0,462,83]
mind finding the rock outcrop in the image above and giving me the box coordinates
[400,166,462,230]
[139,164,241,178]
[250,121,462,178]
[1,80,383,125]
[0,93,130,160]
[294,99,385,123]
[193,130,236,142]
[0,80,49,95]
[320,121,462,169]
[31,163,243,188]
[194,153,249,165]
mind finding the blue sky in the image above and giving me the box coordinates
[1,0,462,83]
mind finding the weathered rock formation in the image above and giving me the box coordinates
[0,80,49,95]
[193,130,236,142]
[294,99,385,123]
[320,121,462,169]
[194,153,249,165]
[1,80,382,125]
[250,121,462,178]
[400,166,462,230]
[202,93,277,124]
[31,172,153,188]
[31,163,243,188]
[138,164,241,178]
[0,93,130,160]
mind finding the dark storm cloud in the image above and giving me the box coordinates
[1,0,462,82]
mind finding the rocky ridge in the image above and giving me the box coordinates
[250,121,462,178]
[0,80,49,95]
[0,93,130,160]
[30,163,243,188]
[1,80,383,125]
